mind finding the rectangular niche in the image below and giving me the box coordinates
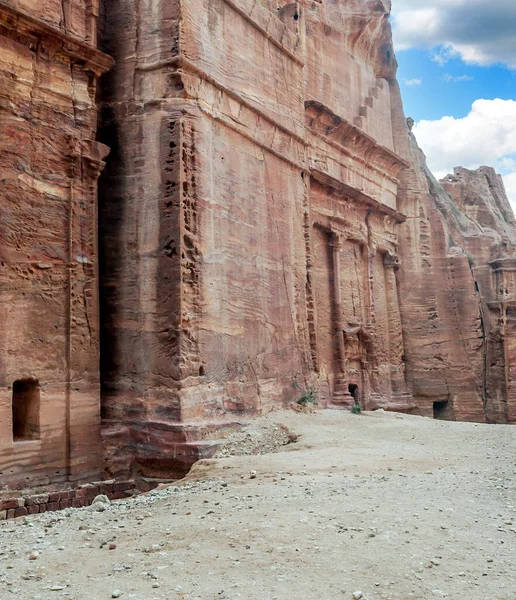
[12,379,40,441]
[433,399,454,421]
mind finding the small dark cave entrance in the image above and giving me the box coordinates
[348,383,359,404]
[433,399,453,420]
[12,378,40,441]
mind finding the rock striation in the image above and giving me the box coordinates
[393,116,516,424]
[0,0,515,488]
[97,0,416,478]
[439,166,516,423]
[0,0,112,488]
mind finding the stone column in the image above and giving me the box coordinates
[361,243,377,409]
[329,232,353,405]
[497,262,516,423]
[383,253,402,368]
[331,233,347,375]
[364,242,375,329]
[487,258,516,422]
[505,304,516,424]
[85,0,99,46]
[67,139,109,482]
[384,252,412,405]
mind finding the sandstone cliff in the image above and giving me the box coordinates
[96,0,515,479]
[0,0,112,489]
[97,0,420,479]
[392,108,516,423]
[1,0,514,490]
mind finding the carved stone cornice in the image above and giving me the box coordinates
[489,258,516,272]
[488,300,516,314]
[305,100,409,180]
[76,140,110,178]
[310,169,407,224]
[0,1,113,75]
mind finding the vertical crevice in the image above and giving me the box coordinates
[473,277,489,408]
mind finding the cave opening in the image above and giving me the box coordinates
[12,379,40,441]
[348,383,359,404]
[433,399,452,420]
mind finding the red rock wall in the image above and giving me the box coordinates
[0,0,112,488]
[2,0,514,491]
[440,168,516,423]
[98,0,414,478]
[98,0,311,478]
[391,84,516,423]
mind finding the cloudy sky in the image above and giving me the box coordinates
[391,0,516,211]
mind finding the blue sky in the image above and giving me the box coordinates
[397,51,516,122]
[391,0,516,210]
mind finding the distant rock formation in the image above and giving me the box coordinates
[394,124,516,424]
[440,166,516,422]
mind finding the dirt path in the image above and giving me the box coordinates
[1,410,515,600]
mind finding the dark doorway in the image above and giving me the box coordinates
[12,379,40,441]
[433,399,453,420]
[348,384,359,404]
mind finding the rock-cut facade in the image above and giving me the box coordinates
[1,0,515,489]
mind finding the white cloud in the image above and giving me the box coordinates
[404,78,422,86]
[504,173,516,210]
[443,74,473,82]
[391,0,516,69]
[412,99,516,211]
[498,157,516,172]
[430,46,459,67]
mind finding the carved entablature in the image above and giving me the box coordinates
[310,170,407,224]
[488,258,516,312]
[331,218,367,246]
[305,100,409,180]
[489,258,516,273]
[0,1,113,75]
[312,215,368,247]
[75,140,111,178]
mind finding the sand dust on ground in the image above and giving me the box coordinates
[0,409,515,600]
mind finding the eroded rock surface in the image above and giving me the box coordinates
[1,0,515,488]
[393,119,516,424]
[440,166,516,423]
[98,0,417,478]
[0,0,112,488]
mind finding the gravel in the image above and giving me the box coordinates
[0,409,514,600]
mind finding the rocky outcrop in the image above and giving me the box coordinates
[97,0,417,478]
[393,111,516,423]
[440,167,516,423]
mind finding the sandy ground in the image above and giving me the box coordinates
[0,409,515,600]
